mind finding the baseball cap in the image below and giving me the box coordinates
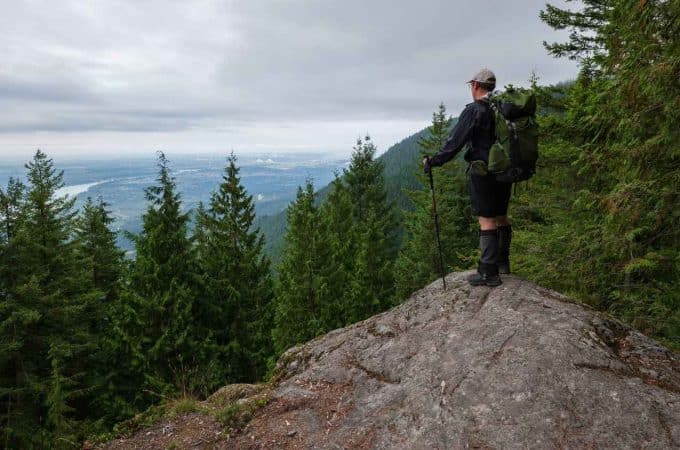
[468,68,496,86]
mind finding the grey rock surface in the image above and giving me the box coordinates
[230,272,679,449]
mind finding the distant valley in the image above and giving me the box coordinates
[1,124,441,260]
[0,153,350,254]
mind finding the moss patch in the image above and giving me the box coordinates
[213,394,270,431]
[96,383,274,447]
[206,383,266,408]
[108,396,203,439]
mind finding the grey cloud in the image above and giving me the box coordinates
[0,103,239,133]
[0,0,577,135]
[0,113,192,133]
[0,77,93,102]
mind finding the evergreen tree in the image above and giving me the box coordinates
[193,201,210,261]
[75,197,124,301]
[318,175,355,329]
[126,151,202,396]
[0,177,31,448]
[280,137,400,335]
[539,0,613,65]
[394,104,476,300]
[195,154,274,383]
[73,197,134,425]
[345,208,395,321]
[0,151,100,447]
[343,136,398,317]
[0,178,25,245]
[512,0,680,347]
[98,281,148,423]
[273,180,325,354]
[46,344,77,450]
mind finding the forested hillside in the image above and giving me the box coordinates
[515,0,679,348]
[0,0,677,447]
[256,125,443,265]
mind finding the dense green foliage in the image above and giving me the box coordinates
[194,154,274,382]
[0,152,277,447]
[1,0,678,446]
[272,180,325,353]
[394,0,679,348]
[255,126,433,267]
[394,104,477,300]
[123,152,205,399]
[515,0,679,347]
[75,198,125,302]
[342,137,399,315]
[0,152,104,447]
[386,1,679,349]
[273,137,399,353]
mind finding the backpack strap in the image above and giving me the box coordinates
[489,99,517,141]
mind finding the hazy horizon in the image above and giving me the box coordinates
[0,150,353,183]
[0,147,359,165]
[0,152,352,255]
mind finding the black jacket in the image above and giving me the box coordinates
[428,98,495,167]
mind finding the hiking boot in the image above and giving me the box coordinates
[496,225,512,275]
[497,262,510,275]
[467,262,502,287]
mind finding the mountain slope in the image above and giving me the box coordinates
[256,123,455,265]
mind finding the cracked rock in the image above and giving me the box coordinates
[230,272,680,449]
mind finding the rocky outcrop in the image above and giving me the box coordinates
[105,272,680,449]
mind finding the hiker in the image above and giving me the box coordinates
[423,68,512,287]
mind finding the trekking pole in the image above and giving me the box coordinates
[427,166,447,291]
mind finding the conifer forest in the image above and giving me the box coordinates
[1,0,678,447]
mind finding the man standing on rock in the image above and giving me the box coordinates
[423,69,512,287]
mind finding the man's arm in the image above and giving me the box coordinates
[428,105,475,168]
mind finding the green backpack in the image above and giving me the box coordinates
[486,87,539,183]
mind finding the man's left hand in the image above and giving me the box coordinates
[423,157,431,173]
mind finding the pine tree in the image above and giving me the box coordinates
[196,154,274,383]
[126,151,202,396]
[0,151,100,447]
[0,177,32,448]
[346,208,395,321]
[394,104,476,301]
[343,136,398,317]
[193,201,210,261]
[98,284,147,423]
[46,344,77,450]
[0,178,25,245]
[0,177,26,313]
[72,197,134,425]
[529,0,680,346]
[273,180,325,354]
[318,175,355,329]
[75,197,124,301]
[539,0,613,65]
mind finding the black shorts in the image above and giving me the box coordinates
[468,174,512,218]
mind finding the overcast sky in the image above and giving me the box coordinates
[0,0,578,160]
